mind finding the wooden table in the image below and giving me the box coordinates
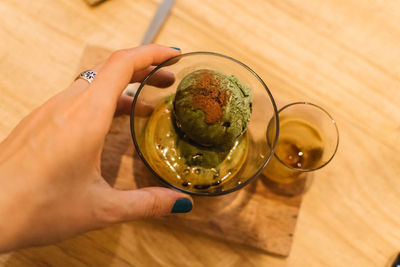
[1,0,399,266]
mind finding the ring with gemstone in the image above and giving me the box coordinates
[76,70,97,83]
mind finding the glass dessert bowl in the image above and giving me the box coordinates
[130,52,279,196]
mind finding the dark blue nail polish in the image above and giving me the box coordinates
[170,47,181,51]
[391,252,400,267]
[171,198,192,213]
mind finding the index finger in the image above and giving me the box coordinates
[89,44,181,104]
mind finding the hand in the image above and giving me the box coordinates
[0,44,193,253]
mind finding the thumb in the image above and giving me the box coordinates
[109,187,193,222]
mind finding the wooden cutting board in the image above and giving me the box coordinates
[79,45,304,257]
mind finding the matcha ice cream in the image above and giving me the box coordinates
[142,68,252,190]
[173,69,252,151]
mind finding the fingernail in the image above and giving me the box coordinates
[171,198,192,213]
[170,47,181,51]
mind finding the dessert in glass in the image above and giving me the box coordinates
[131,52,278,196]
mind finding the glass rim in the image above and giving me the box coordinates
[273,101,339,173]
[130,51,279,196]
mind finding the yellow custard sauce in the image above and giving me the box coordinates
[142,98,249,191]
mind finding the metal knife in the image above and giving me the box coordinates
[141,0,175,45]
[126,0,175,95]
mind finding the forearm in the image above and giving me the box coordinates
[0,202,23,253]
[0,157,35,253]
[0,186,24,253]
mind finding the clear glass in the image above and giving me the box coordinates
[263,102,339,185]
[131,52,279,196]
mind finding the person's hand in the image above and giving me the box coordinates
[0,44,193,253]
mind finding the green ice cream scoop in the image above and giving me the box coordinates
[173,69,252,150]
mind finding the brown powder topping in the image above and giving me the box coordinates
[188,70,231,124]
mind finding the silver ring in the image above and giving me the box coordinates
[76,70,97,83]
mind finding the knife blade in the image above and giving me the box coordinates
[141,0,175,45]
[125,0,175,96]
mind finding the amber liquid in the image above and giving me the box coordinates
[142,100,249,191]
[264,117,324,183]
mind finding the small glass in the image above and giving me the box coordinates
[263,102,339,188]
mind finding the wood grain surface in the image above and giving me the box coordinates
[0,0,400,266]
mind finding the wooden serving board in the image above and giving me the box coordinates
[79,45,304,257]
